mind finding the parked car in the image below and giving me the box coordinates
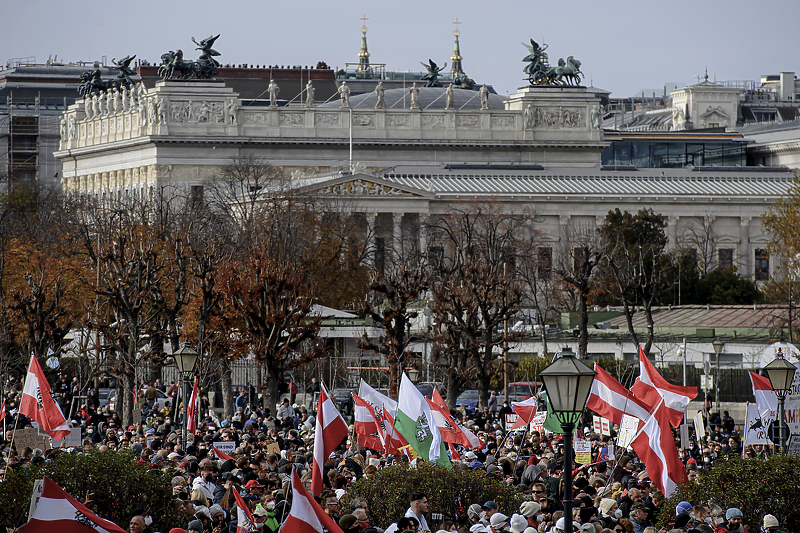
[330,388,356,416]
[455,389,480,414]
[508,382,540,403]
[108,387,172,413]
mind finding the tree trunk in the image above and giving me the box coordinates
[263,369,280,417]
[122,371,135,428]
[476,345,492,410]
[444,369,463,410]
[220,358,234,418]
[622,301,641,352]
[388,353,403,400]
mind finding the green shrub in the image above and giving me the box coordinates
[0,450,183,531]
[661,455,800,530]
[342,463,524,528]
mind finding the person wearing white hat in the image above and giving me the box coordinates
[518,500,542,529]
[762,514,783,532]
[489,512,509,533]
[509,513,527,533]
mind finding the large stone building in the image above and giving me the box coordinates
[55,75,791,283]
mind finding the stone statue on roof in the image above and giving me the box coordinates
[192,34,221,79]
[268,79,279,107]
[420,59,446,88]
[479,84,489,110]
[305,81,315,107]
[409,83,419,109]
[338,81,350,108]
[375,82,385,109]
[445,84,454,109]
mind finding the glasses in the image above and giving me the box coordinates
[326,502,340,507]
[533,490,544,493]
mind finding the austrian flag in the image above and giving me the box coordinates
[19,355,70,441]
[19,477,127,533]
[311,382,348,496]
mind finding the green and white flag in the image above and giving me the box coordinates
[394,373,452,469]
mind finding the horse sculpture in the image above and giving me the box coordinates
[78,69,116,97]
[159,50,197,80]
[545,56,583,86]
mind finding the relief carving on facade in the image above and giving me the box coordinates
[315,113,339,126]
[281,113,304,125]
[244,112,269,124]
[386,115,409,127]
[170,100,225,124]
[491,115,515,128]
[320,179,409,196]
[422,114,445,128]
[352,114,374,126]
[524,105,584,129]
[456,114,480,127]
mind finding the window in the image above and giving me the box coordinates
[755,249,769,281]
[191,185,204,208]
[537,247,552,280]
[718,249,734,270]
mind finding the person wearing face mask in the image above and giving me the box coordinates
[192,466,218,501]
[597,498,622,529]
[715,508,743,533]
[209,504,228,533]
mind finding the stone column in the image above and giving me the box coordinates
[668,215,680,249]
[740,217,752,278]
[393,213,404,260]
[419,215,429,258]
[559,214,571,245]
[366,212,378,267]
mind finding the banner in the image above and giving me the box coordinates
[574,438,591,464]
[530,411,548,433]
[693,411,705,441]
[743,404,772,446]
[617,414,639,449]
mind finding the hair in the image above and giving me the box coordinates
[643,528,658,533]
[189,489,208,506]
[409,492,426,503]
[397,516,419,530]
[350,497,367,511]
[320,490,337,501]
[617,519,634,533]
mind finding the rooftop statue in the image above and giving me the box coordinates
[112,55,137,88]
[192,34,221,79]
[452,71,475,90]
[78,69,114,97]
[159,35,222,80]
[522,39,584,87]
[420,59,446,88]
[522,39,549,85]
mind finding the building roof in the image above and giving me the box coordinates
[378,164,793,198]
[319,86,506,110]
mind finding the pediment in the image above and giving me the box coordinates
[296,172,434,198]
[699,106,730,120]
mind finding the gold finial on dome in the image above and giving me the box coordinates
[450,18,463,75]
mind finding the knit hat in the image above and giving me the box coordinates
[489,513,508,528]
[339,515,358,530]
[726,508,743,520]
[676,501,693,516]
[467,503,483,519]
[519,500,541,517]
[763,514,779,528]
[598,498,616,515]
[509,514,527,533]
[674,514,691,529]
[187,520,204,533]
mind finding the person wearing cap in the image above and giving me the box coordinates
[518,500,541,529]
[488,512,510,533]
[483,501,499,522]
[467,503,487,528]
[761,514,784,533]
[629,502,649,533]
[597,498,621,529]
[186,520,204,533]
[241,479,266,500]
[715,508,743,533]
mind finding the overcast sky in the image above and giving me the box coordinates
[4,0,799,98]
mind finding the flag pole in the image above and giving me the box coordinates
[5,413,20,481]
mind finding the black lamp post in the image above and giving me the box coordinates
[539,347,596,533]
[764,348,797,454]
[712,338,724,414]
[174,344,198,451]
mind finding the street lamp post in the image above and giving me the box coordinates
[764,348,797,454]
[539,347,596,533]
[712,339,724,415]
[174,344,198,452]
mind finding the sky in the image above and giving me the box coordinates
[3,0,800,98]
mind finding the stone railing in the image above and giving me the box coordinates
[58,81,603,151]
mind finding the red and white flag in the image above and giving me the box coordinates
[428,388,470,446]
[630,402,688,497]
[232,486,256,533]
[187,377,199,435]
[459,423,485,449]
[19,476,127,533]
[630,347,697,427]
[353,392,387,451]
[750,371,778,423]
[212,444,234,462]
[282,468,343,533]
[587,364,651,428]
[510,396,538,431]
[311,382,348,497]
[356,380,407,454]
[0,398,6,423]
[19,355,70,441]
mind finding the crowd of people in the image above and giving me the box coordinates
[0,376,790,533]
